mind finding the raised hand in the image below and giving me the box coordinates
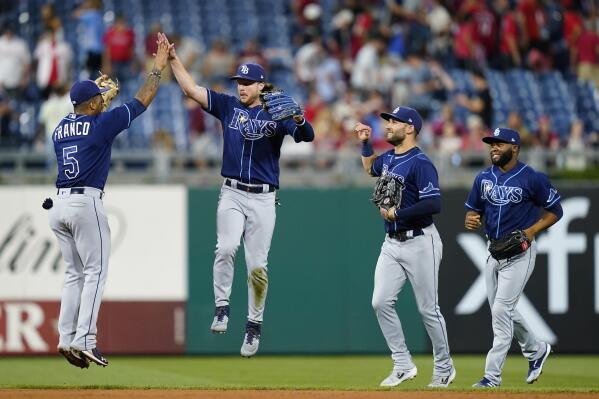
[355,122,372,142]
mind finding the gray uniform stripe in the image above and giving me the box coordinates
[87,197,104,349]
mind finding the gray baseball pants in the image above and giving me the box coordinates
[48,187,110,351]
[372,224,454,377]
[483,240,546,385]
[213,182,276,323]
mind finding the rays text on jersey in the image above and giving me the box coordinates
[480,179,523,205]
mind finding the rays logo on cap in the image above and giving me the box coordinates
[393,107,400,113]
[494,128,500,136]
[241,65,249,74]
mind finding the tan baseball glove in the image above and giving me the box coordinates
[94,73,119,111]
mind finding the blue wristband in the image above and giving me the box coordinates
[361,141,374,157]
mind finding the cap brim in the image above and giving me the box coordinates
[380,112,407,123]
[230,75,262,82]
[98,87,110,94]
[482,137,512,144]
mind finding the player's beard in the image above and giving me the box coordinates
[491,148,513,167]
[386,130,405,146]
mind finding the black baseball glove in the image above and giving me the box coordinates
[489,230,531,260]
[260,91,303,121]
[371,174,404,210]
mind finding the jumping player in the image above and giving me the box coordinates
[356,106,455,388]
[49,35,170,368]
[465,128,563,387]
[161,33,314,357]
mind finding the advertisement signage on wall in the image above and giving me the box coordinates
[0,186,187,354]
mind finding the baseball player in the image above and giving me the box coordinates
[356,106,455,388]
[161,33,314,357]
[48,35,170,368]
[465,128,563,387]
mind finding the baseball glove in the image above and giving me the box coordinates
[371,174,404,210]
[94,73,119,111]
[489,230,531,260]
[260,90,303,121]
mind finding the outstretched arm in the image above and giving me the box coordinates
[134,32,169,107]
[159,32,208,108]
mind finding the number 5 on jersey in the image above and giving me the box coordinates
[63,146,80,179]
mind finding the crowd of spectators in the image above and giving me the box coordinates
[0,0,598,171]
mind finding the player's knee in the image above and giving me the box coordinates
[215,242,239,259]
[372,296,391,311]
[491,301,510,318]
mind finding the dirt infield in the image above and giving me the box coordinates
[1,390,598,399]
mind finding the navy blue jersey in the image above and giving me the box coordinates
[205,89,313,188]
[53,99,146,190]
[465,161,561,239]
[371,147,440,232]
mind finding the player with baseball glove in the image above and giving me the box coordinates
[357,106,455,388]
[465,128,563,387]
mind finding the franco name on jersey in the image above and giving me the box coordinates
[54,114,91,141]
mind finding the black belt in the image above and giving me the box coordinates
[225,179,275,193]
[388,228,424,242]
[57,187,104,199]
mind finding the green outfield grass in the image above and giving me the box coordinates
[0,355,597,392]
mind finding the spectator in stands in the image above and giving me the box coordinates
[0,23,31,99]
[350,33,387,95]
[393,53,439,116]
[506,110,534,147]
[238,39,269,73]
[36,84,72,158]
[456,69,493,129]
[201,39,236,85]
[0,93,20,148]
[534,115,560,150]
[102,14,136,82]
[145,22,162,65]
[34,28,73,99]
[572,18,599,88]
[453,14,477,70]
[459,0,497,63]
[41,4,63,39]
[295,34,324,87]
[431,104,467,139]
[313,43,345,103]
[73,0,104,79]
[516,0,549,54]
[493,0,522,69]
[462,114,488,152]
[564,119,586,170]
[169,33,203,83]
[426,0,453,67]
[349,6,374,59]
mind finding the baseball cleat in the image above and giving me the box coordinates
[76,347,109,367]
[527,342,551,384]
[427,367,456,388]
[211,305,230,334]
[379,366,417,387]
[472,377,500,387]
[240,321,261,357]
[58,346,89,369]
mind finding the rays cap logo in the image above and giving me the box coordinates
[380,106,423,134]
[482,127,521,145]
[231,63,266,82]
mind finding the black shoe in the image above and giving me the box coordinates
[58,346,89,369]
[77,347,109,367]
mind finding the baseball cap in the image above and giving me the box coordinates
[380,106,423,134]
[482,127,521,145]
[70,80,109,106]
[230,63,266,82]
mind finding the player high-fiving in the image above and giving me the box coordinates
[48,33,170,369]
[161,32,314,357]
